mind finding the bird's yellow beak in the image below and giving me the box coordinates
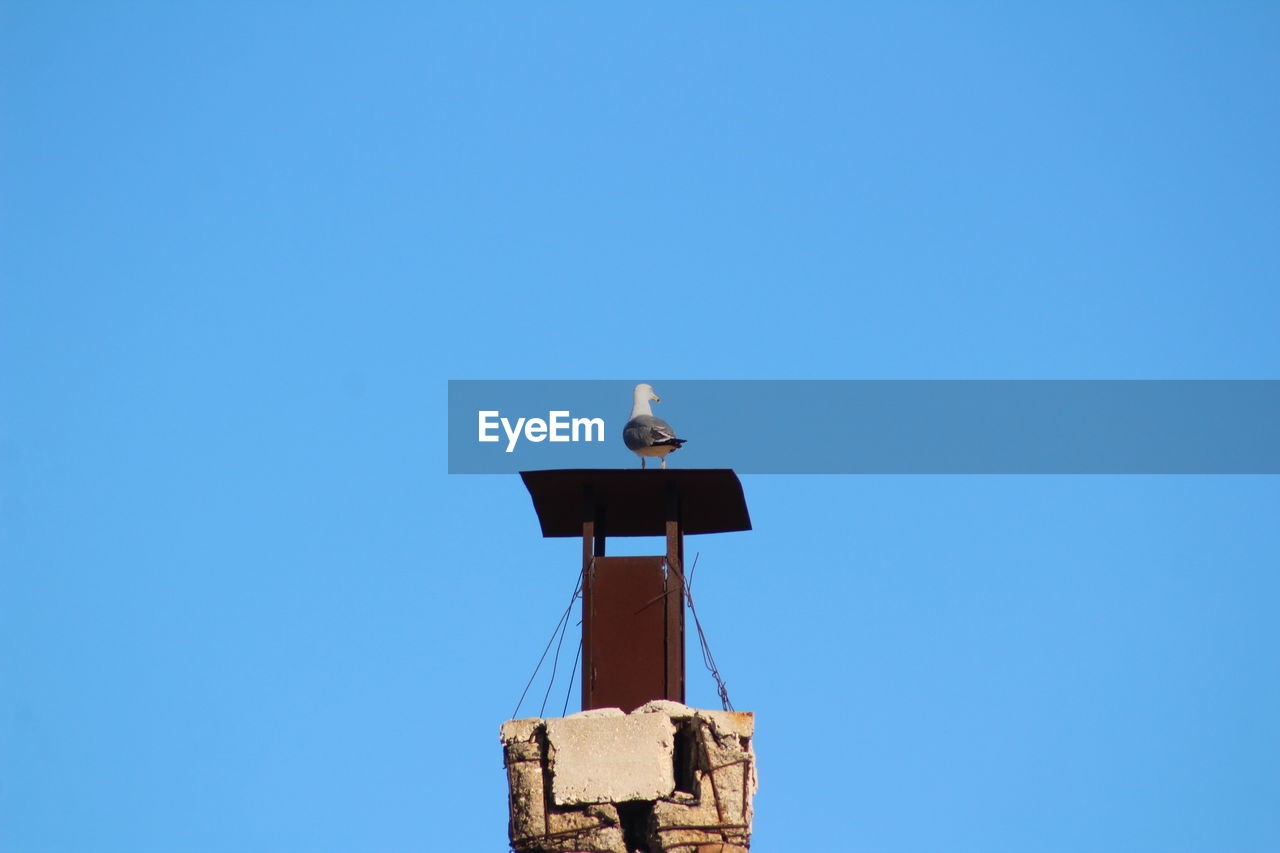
[652,394,661,403]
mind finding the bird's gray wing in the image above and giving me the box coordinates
[623,415,682,450]
[645,416,678,441]
[622,416,652,450]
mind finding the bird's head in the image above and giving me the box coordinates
[635,383,660,403]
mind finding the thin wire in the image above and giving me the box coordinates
[539,595,574,718]
[680,552,735,711]
[560,637,582,717]
[509,596,572,720]
[510,564,585,720]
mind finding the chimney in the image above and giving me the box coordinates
[501,469,758,853]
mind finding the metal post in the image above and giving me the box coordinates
[664,481,685,703]
[580,486,596,712]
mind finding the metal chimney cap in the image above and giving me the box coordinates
[519,469,752,538]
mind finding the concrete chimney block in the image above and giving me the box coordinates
[546,712,677,806]
[501,703,757,852]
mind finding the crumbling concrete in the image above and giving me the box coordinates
[501,702,757,853]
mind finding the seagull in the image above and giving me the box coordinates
[623,383,687,469]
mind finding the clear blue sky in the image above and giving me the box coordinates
[3,3,1279,851]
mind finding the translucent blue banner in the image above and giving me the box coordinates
[447,380,1280,474]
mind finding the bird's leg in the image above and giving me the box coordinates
[641,457,646,469]
[661,458,667,470]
